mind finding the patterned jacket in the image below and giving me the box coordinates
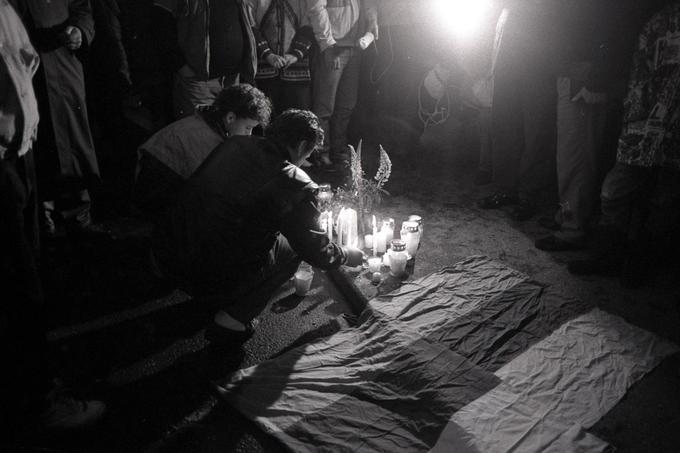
[250,0,314,82]
[617,1,680,169]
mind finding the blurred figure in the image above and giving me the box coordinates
[152,110,364,345]
[477,0,557,221]
[569,1,680,287]
[1,0,105,435]
[134,84,272,218]
[534,1,613,251]
[250,0,314,114]
[309,0,379,169]
[154,0,259,119]
[12,0,103,237]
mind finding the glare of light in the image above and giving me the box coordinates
[430,0,490,39]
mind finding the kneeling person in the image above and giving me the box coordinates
[134,84,272,217]
[152,109,363,340]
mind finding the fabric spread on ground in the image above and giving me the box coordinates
[215,256,679,452]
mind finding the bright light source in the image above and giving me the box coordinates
[430,0,490,40]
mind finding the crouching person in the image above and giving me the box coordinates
[134,83,272,219]
[151,109,363,343]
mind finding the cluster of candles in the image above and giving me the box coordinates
[315,184,423,281]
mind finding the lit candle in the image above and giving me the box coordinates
[325,210,333,241]
[376,230,387,254]
[364,234,373,249]
[382,219,394,244]
[367,256,382,273]
[372,215,377,256]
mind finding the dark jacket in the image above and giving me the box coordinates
[154,0,258,82]
[12,0,100,180]
[153,135,346,292]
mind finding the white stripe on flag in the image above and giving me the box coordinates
[432,308,679,453]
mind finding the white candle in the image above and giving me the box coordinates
[364,234,373,249]
[376,230,387,254]
[372,215,377,256]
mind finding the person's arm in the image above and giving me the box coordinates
[66,0,95,48]
[362,0,378,39]
[308,0,335,52]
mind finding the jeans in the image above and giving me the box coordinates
[554,77,606,242]
[312,46,361,159]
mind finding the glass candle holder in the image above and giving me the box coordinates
[367,257,382,273]
[389,239,408,277]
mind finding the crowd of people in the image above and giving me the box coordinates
[472,0,679,288]
[1,0,679,437]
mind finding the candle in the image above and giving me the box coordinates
[337,208,358,247]
[376,230,387,254]
[364,234,373,249]
[382,219,394,244]
[372,215,377,256]
[367,256,382,273]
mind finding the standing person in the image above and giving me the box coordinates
[477,0,557,221]
[12,0,103,237]
[0,0,105,434]
[154,0,259,119]
[250,0,315,114]
[568,0,680,287]
[534,0,614,250]
[308,0,379,169]
[152,110,364,343]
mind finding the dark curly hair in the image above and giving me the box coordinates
[212,83,272,126]
[265,109,324,153]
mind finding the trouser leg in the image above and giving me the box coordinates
[329,49,361,160]
[491,73,523,193]
[555,77,604,242]
[221,234,302,324]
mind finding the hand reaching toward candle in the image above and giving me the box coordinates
[342,246,365,267]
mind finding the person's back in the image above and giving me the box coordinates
[154,135,314,291]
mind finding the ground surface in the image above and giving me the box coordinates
[10,141,680,453]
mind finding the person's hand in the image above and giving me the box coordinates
[342,246,365,267]
[571,87,606,104]
[323,46,341,70]
[61,26,82,50]
[265,53,286,69]
[283,53,298,69]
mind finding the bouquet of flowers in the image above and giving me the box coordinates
[333,140,391,235]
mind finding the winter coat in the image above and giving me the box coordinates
[154,0,258,82]
[308,0,378,52]
[0,0,40,160]
[13,0,99,180]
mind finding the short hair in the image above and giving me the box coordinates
[213,84,272,126]
[265,109,324,152]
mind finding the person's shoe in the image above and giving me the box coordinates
[477,192,519,209]
[41,388,106,430]
[473,169,492,185]
[535,234,583,251]
[510,199,536,221]
[537,215,561,231]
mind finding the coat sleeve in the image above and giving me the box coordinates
[278,180,347,270]
[67,0,95,46]
[288,25,314,60]
[308,0,335,52]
